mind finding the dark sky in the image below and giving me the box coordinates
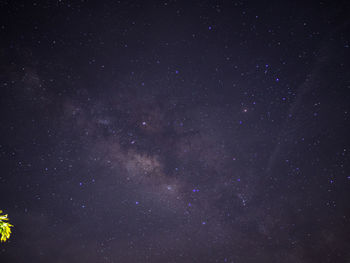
[0,1,349,262]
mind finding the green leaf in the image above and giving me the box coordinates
[0,210,13,242]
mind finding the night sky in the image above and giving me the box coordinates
[1,1,350,262]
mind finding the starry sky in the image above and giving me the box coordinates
[0,1,350,262]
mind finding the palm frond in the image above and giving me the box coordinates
[0,210,13,242]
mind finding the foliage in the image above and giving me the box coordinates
[0,210,13,242]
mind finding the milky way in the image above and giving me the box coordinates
[0,1,349,262]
